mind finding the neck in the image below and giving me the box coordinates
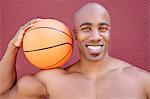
[75,53,114,78]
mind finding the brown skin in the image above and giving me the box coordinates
[0,2,150,99]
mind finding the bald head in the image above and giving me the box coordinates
[75,2,110,19]
[74,2,110,29]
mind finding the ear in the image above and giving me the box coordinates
[73,29,77,40]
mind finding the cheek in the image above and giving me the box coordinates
[103,32,110,42]
[107,34,110,42]
[76,33,88,50]
[77,33,90,42]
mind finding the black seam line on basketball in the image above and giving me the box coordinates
[44,47,72,68]
[24,43,72,52]
[27,27,73,40]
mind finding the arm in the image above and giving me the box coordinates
[0,18,43,97]
[1,75,47,99]
[17,75,47,98]
[146,75,150,99]
[0,41,18,95]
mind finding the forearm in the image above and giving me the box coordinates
[0,40,19,95]
[0,18,41,96]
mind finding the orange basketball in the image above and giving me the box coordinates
[23,19,73,69]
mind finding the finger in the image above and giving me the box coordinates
[21,22,35,30]
[22,18,42,28]
[22,19,36,28]
[23,23,35,33]
[29,18,43,24]
[24,25,34,32]
[32,18,43,24]
[17,23,34,37]
[36,18,43,21]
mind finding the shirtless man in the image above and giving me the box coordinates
[0,2,149,99]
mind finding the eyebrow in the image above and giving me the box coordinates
[99,23,109,27]
[79,22,110,27]
[80,22,92,27]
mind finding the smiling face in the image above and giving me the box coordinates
[74,3,111,61]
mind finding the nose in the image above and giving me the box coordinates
[89,30,101,43]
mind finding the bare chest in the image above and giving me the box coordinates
[46,73,146,99]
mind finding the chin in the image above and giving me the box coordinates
[85,53,106,62]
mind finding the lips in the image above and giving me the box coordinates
[85,44,104,54]
[86,45,104,49]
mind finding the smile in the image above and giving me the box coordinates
[85,45,104,50]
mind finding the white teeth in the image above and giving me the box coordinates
[87,46,101,50]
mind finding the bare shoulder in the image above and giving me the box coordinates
[0,75,47,99]
[120,61,149,80]
[36,68,66,77]
[114,59,150,96]
[17,75,47,97]
[112,58,150,79]
[122,64,150,95]
[122,64,150,79]
[124,66,150,84]
[1,86,23,99]
[35,68,67,82]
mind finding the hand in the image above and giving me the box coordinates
[11,18,42,48]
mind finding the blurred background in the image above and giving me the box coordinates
[0,0,149,79]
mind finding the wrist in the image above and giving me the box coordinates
[8,40,20,51]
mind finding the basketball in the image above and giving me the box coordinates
[22,19,73,69]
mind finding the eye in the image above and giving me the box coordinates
[99,26,109,32]
[81,27,91,32]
